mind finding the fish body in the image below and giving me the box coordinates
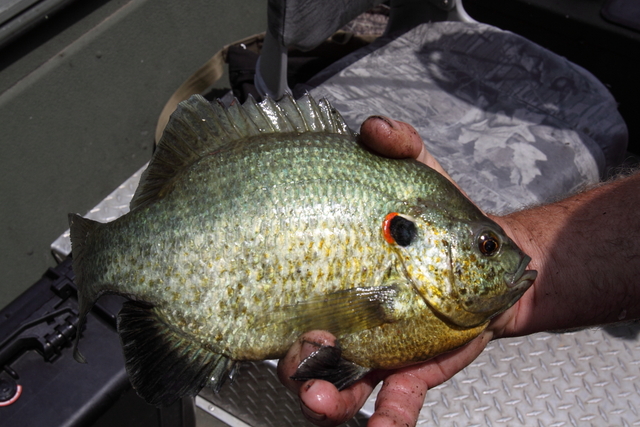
[69,95,536,405]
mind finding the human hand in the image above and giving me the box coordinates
[277,116,530,426]
[278,300,526,426]
[358,116,454,186]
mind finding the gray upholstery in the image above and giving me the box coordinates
[299,22,628,214]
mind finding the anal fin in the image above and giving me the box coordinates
[118,301,235,406]
[291,344,371,391]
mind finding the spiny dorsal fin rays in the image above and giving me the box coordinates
[242,95,278,132]
[261,96,297,133]
[299,95,328,132]
[318,98,337,133]
[130,93,352,211]
[224,99,263,137]
[277,95,311,133]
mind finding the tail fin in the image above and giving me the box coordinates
[68,213,102,363]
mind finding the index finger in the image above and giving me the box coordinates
[358,116,458,189]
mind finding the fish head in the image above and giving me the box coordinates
[383,208,536,328]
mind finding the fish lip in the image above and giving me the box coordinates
[507,255,537,290]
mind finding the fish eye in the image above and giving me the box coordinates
[478,231,500,256]
[383,213,417,247]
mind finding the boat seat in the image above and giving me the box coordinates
[255,0,628,214]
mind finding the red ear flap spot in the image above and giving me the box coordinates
[383,213,418,247]
[382,213,399,244]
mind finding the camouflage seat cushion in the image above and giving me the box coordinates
[299,22,628,214]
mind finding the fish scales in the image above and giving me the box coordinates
[69,94,536,406]
[84,134,429,352]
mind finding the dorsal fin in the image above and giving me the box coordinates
[130,94,352,210]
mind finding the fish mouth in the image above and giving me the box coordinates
[457,256,537,320]
[507,255,537,292]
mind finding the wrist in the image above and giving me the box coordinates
[488,173,640,336]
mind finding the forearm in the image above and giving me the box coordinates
[493,172,640,337]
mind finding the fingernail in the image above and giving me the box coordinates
[369,115,396,128]
[299,380,327,422]
[301,401,327,422]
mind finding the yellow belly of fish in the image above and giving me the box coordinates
[340,309,487,369]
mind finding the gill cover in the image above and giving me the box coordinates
[383,206,535,328]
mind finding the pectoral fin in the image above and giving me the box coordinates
[291,344,371,390]
[263,285,400,337]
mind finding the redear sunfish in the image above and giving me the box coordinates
[69,94,537,406]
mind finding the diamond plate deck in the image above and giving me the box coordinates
[362,324,640,426]
[53,165,640,427]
